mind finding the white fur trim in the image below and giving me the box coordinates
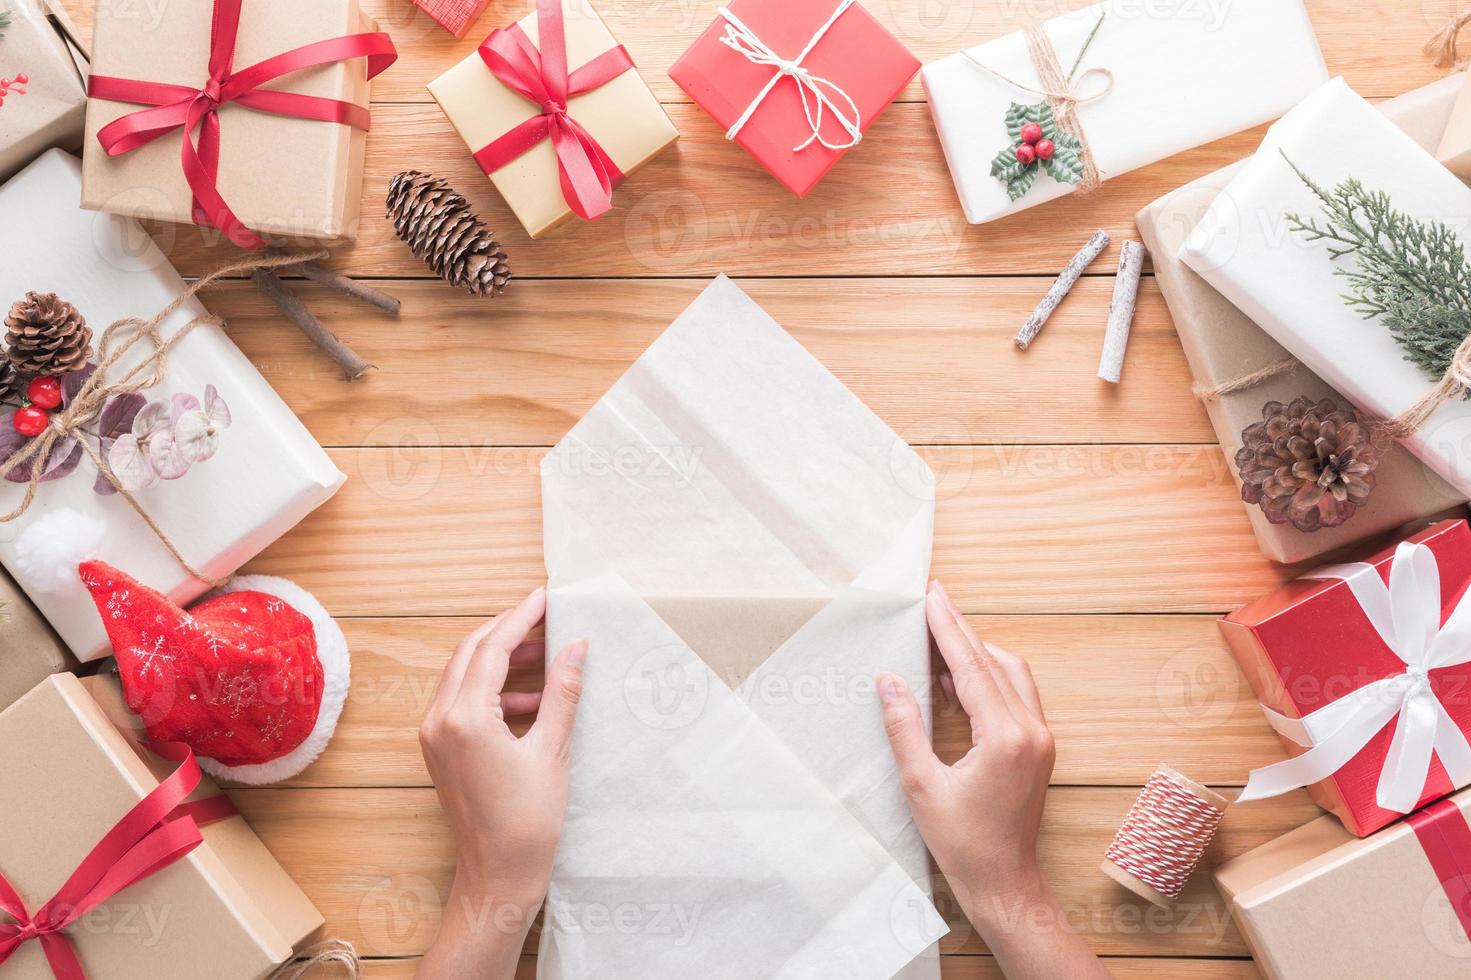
[15,507,106,593]
[199,575,349,785]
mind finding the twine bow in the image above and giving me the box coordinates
[0,251,323,586]
[963,16,1114,192]
[718,0,864,152]
[1426,10,1471,68]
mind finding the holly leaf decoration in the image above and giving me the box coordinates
[990,147,1037,202]
[1043,131,1086,186]
[991,101,1089,200]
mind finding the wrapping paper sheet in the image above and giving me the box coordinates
[1135,73,1468,564]
[539,276,945,979]
[0,0,88,181]
[1181,78,1471,499]
[0,151,345,661]
[921,0,1326,225]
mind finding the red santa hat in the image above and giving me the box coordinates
[80,560,350,785]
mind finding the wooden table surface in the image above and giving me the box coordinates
[56,0,1463,976]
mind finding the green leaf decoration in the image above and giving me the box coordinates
[989,147,1039,202]
[1044,131,1086,185]
[0,9,10,40]
[1003,103,1033,143]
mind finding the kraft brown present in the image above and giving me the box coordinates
[0,0,88,181]
[1136,75,1468,565]
[81,0,389,244]
[0,674,322,980]
[0,566,72,712]
[1215,789,1471,979]
[645,595,834,689]
[428,0,678,239]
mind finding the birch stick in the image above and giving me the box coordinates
[1098,240,1147,383]
[266,248,402,315]
[1014,229,1111,351]
[252,270,375,382]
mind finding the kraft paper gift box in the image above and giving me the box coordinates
[1215,789,1471,980]
[1182,78,1471,500]
[668,0,919,198]
[1436,72,1471,180]
[1221,520,1471,837]
[428,0,677,239]
[0,150,345,663]
[0,673,322,979]
[0,566,72,712]
[921,0,1327,226]
[1136,74,1468,565]
[539,276,946,978]
[81,0,388,243]
[0,0,88,181]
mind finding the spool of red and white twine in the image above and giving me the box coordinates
[1100,765,1232,909]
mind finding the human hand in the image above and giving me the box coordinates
[878,582,1107,979]
[417,588,589,980]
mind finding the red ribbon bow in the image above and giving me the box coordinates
[0,742,237,980]
[474,0,633,221]
[88,0,397,250]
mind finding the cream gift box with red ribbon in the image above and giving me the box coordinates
[539,276,945,979]
[1221,519,1471,837]
[427,0,677,239]
[0,150,345,663]
[920,0,1327,226]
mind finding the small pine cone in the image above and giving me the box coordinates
[0,359,15,400]
[5,292,93,377]
[386,171,511,298]
[1235,396,1380,533]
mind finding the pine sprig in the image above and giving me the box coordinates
[1284,151,1471,382]
[0,9,11,40]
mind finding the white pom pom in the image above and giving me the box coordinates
[14,507,108,593]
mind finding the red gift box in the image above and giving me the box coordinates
[668,0,918,197]
[412,0,490,38]
[1221,519,1471,837]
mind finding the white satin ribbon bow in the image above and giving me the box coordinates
[1239,541,1471,813]
[717,0,863,152]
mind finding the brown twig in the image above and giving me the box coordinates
[265,248,401,315]
[251,270,374,382]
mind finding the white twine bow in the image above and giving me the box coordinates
[1239,541,1471,814]
[717,0,863,152]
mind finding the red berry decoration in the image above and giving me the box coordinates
[14,406,48,438]
[1020,122,1044,145]
[1035,139,1056,161]
[1015,143,1037,166]
[26,376,62,411]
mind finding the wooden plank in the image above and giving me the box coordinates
[244,444,1287,617]
[270,614,1278,789]
[360,954,1263,978]
[234,784,1319,958]
[60,0,1446,107]
[215,277,1213,447]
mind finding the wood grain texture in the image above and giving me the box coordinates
[233,784,1319,958]
[263,614,1277,789]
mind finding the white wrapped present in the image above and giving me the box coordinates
[921,0,1327,225]
[0,150,344,661]
[539,276,945,979]
[1181,78,1471,499]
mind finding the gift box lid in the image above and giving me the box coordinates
[669,0,918,197]
[0,673,322,980]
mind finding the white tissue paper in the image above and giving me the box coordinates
[921,0,1327,225]
[0,150,345,661]
[1180,78,1471,499]
[539,276,947,979]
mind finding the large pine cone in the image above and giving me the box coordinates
[386,171,511,298]
[5,292,93,377]
[1235,396,1379,533]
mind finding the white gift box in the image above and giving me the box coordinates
[921,0,1327,225]
[1180,78,1471,499]
[540,276,946,979]
[0,150,345,661]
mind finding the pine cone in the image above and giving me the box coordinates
[0,359,16,401]
[1235,396,1380,533]
[5,292,93,377]
[386,171,511,297]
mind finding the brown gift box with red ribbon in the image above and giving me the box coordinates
[0,568,73,713]
[79,0,396,248]
[428,0,677,239]
[0,674,322,979]
[1216,790,1471,979]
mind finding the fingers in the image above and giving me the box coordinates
[932,583,1031,723]
[982,642,1047,724]
[926,584,1013,738]
[500,691,543,717]
[529,640,589,759]
[425,588,546,730]
[878,673,942,799]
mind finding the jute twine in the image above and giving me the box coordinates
[0,249,328,586]
[267,939,361,980]
[963,18,1115,193]
[1426,9,1471,68]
